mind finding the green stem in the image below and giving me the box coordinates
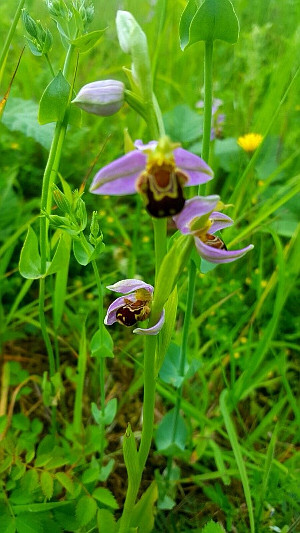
[118,334,156,533]
[119,83,166,533]
[201,40,213,165]
[91,259,106,437]
[137,335,157,469]
[73,319,87,434]
[0,0,25,83]
[45,53,55,77]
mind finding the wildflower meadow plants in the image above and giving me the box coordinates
[1,1,300,532]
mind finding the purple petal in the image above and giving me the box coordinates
[90,150,146,195]
[106,279,154,294]
[133,309,165,335]
[173,196,220,234]
[104,295,135,325]
[174,148,214,186]
[195,237,254,264]
[134,140,158,152]
[211,98,223,114]
[210,212,234,233]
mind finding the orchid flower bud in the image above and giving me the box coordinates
[72,80,125,117]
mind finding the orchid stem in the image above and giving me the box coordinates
[202,40,214,166]
[119,89,166,531]
[91,258,106,462]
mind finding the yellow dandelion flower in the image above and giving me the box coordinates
[142,235,150,243]
[237,133,263,152]
[10,142,20,150]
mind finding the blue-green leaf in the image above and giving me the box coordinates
[2,97,54,149]
[72,238,94,265]
[90,327,114,359]
[155,409,188,455]
[180,0,239,49]
[71,29,106,53]
[46,234,70,276]
[19,227,42,279]
[159,343,185,388]
[91,398,117,426]
[38,71,70,125]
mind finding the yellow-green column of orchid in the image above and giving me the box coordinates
[116,9,168,533]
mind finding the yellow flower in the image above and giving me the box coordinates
[237,133,263,152]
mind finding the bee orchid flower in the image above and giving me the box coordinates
[104,279,165,335]
[173,196,254,263]
[90,136,213,218]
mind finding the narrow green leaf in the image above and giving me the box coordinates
[97,508,116,533]
[70,29,106,53]
[40,471,54,500]
[156,288,178,374]
[92,487,118,509]
[12,501,72,513]
[19,227,42,279]
[76,496,97,526]
[219,390,255,533]
[130,482,158,533]
[53,234,71,329]
[38,71,70,125]
[0,414,8,433]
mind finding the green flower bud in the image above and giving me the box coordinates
[22,9,39,39]
[72,80,125,116]
[46,0,70,20]
[53,186,72,214]
[116,11,152,101]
